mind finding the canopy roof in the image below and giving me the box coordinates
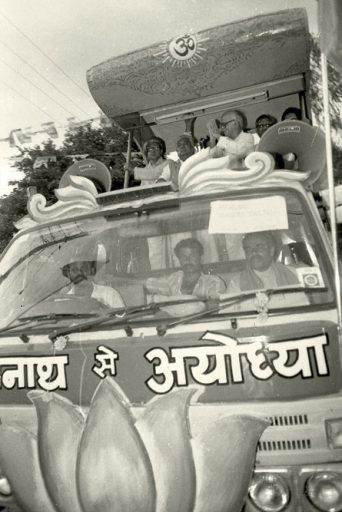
[87,8,310,133]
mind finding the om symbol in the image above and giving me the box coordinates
[169,34,197,61]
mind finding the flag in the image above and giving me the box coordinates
[8,129,32,148]
[318,0,342,73]
[41,122,58,139]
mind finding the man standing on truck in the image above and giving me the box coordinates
[125,136,171,185]
[158,133,196,187]
[254,114,277,148]
[207,110,254,169]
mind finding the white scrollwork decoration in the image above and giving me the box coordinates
[178,149,311,195]
[178,149,275,195]
[26,175,99,225]
[14,215,38,231]
[262,170,310,184]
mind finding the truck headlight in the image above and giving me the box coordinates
[306,472,342,512]
[0,476,11,496]
[326,418,342,448]
[249,473,290,511]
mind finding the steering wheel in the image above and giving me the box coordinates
[36,294,109,316]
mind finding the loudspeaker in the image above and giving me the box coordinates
[258,120,326,186]
[59,158,112,192]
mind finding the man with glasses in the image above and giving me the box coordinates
[207,110,254,169]
[255,114,277,138]
[254,114,277,148]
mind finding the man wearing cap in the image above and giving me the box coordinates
[61,241,125,310]
[62,260,125,310]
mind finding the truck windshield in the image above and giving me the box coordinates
[0,189,333,330]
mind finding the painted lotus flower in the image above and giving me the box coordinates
[0,379,268,512]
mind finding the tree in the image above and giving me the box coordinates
[62,123,132,189]
[0,123,129,253]
[309,35,342,253]
[309,35,342,182]
[309,36,342,129]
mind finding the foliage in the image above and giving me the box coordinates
[62,123,132,190]
[309,35,342,183]
[309,35,342,130]
[0,123,129,253]
[309,36,342,254]
[1,37,342,253]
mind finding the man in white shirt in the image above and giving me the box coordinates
[62,260,125,310]
[254,114,277,149]
[227,231,308,310]
[158,133,196,188]
[228,231,298,293]
[125,137,171,186]
[207,110,254,168]
[146,238,226,300]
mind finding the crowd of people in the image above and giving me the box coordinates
[61,107,305,311]
[123,106,303,190]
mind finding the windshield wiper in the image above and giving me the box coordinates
[17,313,95,322]
[0,313,98,339]
[0,283,77,337]
[48,297,206,342]
[48,303,158,341]
[155,285,328,335]
[50,285,328,340]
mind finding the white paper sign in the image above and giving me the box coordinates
[208,196,288,234]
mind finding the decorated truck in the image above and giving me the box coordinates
[0,8,341,512]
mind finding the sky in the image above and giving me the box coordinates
[0,0,318,194]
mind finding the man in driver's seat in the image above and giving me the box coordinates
[62,254,125,310]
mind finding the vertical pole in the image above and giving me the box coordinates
[321,51,342,326]
[124,130,132,189]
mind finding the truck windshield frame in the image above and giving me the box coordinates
[0,186,335,332]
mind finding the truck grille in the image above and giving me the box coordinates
[268,414,308,426]
[250,397,342,462]
[258,439,312,452]
[257,413,312,452]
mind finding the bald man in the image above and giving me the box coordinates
[207,110,254,168]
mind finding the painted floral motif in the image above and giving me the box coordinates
[0,379,268,512]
